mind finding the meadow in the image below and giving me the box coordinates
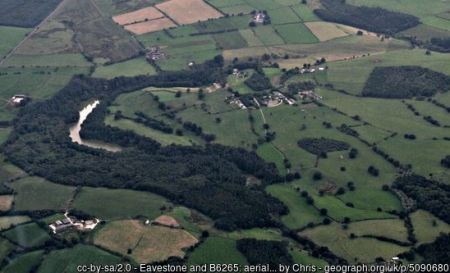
[3,222,50,248]
[11,176,75,211]
[188,236,247,265]
[93,57,157,79]
[72,187,170,220]
[1,250,44,273]
[37,245,122,273]
[0,26,30,59]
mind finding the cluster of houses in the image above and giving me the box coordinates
[298,90,323,100]
[49,212,100,234]
[259,91,295,107]
[146,46,166,61]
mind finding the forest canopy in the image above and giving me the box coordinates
[314,0,419,35]
[362,66,450,98]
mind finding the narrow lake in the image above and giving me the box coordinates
[69,100,122,152]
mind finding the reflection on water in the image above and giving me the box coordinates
[69,100,122,152]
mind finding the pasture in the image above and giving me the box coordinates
[0,216,31,231]
[156,0,223,25]
[11,176,75,211]
[0,67,90,100]
[37,245,121,273]
[188,236,247,265]
[0,238,13,264]
[410,210,450,245]
[93,57,157,79]
[300,222,410,263]
[94,220,198,263]
[2,250,44,273]
[3,222,50,248]
[305,22,349,41]
[72,187,170,220]
[274,23,319,44]
[0,26,30,59]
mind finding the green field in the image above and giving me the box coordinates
[300,222,410,263]
[11,176,76,211]
[2,250,44,273]
[322,49,450,95]
[213,31,248,50]
[37,245,122,273]
[411,210,450,245]
[253,26,285,46]
[0,238,14,264]
[274,23,319,44]
[0,66,90,100]
[0,26,30,59]
[0,216,31,230]
[72,187,170,220]
[3,222,50,248]
[188,236,247,265]
[93,57,157,79]
[1,53,91,68]
[269,6,302,25]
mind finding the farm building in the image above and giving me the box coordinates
[49,212,100,234]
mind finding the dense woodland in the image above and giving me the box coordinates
[393,175,450,224]
[236,239,293,267]
[314,0,419,35]
[441,155,450,169]
[244,71,273,91]
[1,62,288,231]
[428,37,450,53]
[0,0,62,27]
[297,137,350,155]
[362,66,450,98]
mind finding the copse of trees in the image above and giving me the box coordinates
[244,71,272,91]
[441,155,450,168]
[314,0,419,35]
[428,37,450,53]
[3,61,288,232]
[298,137,350,155]
[362,66,450,99]
[393,174,450,224]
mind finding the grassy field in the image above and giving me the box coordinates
[267,183,324,229]
[317,89,450,181]
[188,236,247,265]
[256,143,287,175]
[322,49,450,95]
[213,31,248,50]
[72,187,170,220]
[37,245,122,273]
[0,66,90,100]
[290,248,327,267]
[0,238,14,265]
[269,6,302,25]
[305,22,349,42]
[3,222,50,248]
[410,210,450,245]
[300,222,410,263]
[274,23,319,44]
[0,216,31,230]
[93,57,157,79]
[253,25,285,46]
[94,220,198,263]
[1,53,91,68]
[0,26,30,59]
[2,250,44,273]
[226,228,283,241]
[0,128,11,145]
[0,156,25,182]
[11,176,75,211]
